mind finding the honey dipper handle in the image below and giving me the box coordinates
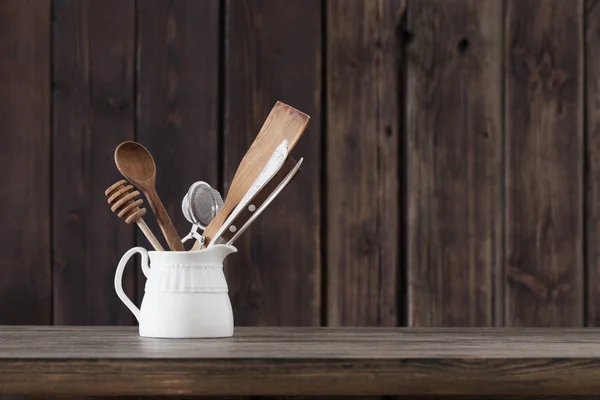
[137,219,164,251]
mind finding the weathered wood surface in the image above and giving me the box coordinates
[224,0,321,326]
[505,0,584,326]
[52,0,136,325]
[586,0,600,326]
[326,0,403,326]
[0,0,51,324]
[406,0,503,327]
[3,327,600,396]
[3,0,600,340]
[136,0,220,255]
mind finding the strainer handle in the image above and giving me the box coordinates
[114,247,148,322]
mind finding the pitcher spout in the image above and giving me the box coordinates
[202,244,238,260]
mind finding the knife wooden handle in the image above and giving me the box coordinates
[219,157,299,244]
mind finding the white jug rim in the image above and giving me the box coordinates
[146,244,237,267]
[147,244,237,255]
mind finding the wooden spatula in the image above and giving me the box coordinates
[197,101,309,248]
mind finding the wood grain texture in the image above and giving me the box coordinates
[224,0,321,325]
[8,357,600,397]
[0,0,51,324]
[4,327,600,396]
[218,156,300,244]
[52,0,136,325]
[202,101,309,246]
[136,0,220,253]
[7,326,600,358]
[586,0,600,326]
[406,0,503,327]
[505,0,584,326]
[327,0,403,326]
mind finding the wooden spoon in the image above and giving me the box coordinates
[197,101,310,248]
[105,180,164,251]
[114,141,184,251]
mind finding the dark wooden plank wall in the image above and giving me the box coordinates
[588,0,600,327]
[327,0,402,326]
[224,0,322,326]
[407,0,503,327]
[0,0,51,325]
[52,0,136,325]
[505,0,584,326]
[0,0,596,330]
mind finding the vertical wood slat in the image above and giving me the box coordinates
[506,0,584,326]
[225,0,321,326]
[52,0,136,325]
[136,0,220,293]
[0,0,51,324]
[406,0,503,327]
[587,0,600,326]
[326,0,403,326]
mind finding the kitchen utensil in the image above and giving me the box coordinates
[105,180,164,251]
[205,140,289,247]
[115,244,237,338]
[181,181,223,245]
[114,141,184,251]
[201,101,310,245]
[192,139,288,250]
[216,156,303,246]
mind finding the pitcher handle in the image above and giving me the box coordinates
[114,247,149,322]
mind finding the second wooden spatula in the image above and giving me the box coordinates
[197,101,309,248]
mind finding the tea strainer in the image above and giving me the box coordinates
[181,181,224,245]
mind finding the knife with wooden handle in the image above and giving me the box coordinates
[217,157,302,245]
[208,140,289,246]
[208,156,300,246]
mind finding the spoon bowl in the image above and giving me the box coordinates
[115,141,156,184]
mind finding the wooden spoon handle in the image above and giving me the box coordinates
[137,219,165,251]
[144,189,184,251]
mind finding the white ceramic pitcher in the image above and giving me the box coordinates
[114,244,237,338]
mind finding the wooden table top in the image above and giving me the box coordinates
[3,326,600,396]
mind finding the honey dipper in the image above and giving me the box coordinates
[105,180,164,251]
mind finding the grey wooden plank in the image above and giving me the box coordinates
[1,326,600,358]
[505,0,584,326]
[2,327,600,396]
